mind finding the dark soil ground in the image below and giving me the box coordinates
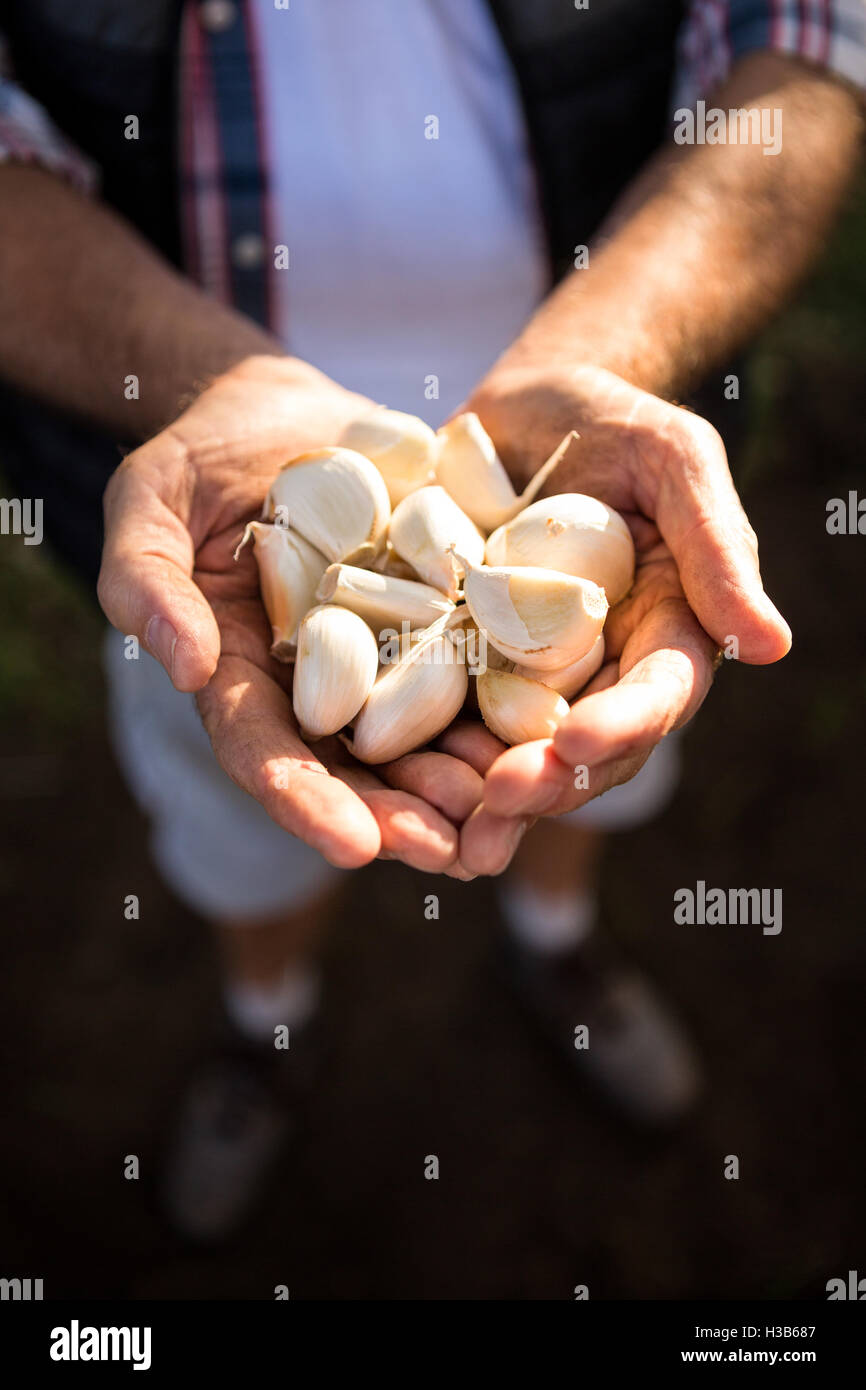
[1,187,865,1302]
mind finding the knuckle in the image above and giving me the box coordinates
[101,453,135,515]
[673,408,727,469]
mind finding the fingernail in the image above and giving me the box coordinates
[145,615,178,680]
[451,865,478,882]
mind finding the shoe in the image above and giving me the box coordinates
[158,1023,317,1242]
[500,929,702,1126]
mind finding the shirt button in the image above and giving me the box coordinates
[199,0,237,33]
[231,233,266,269]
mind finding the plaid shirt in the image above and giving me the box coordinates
[675,0,866,104]
[1,0,864,316]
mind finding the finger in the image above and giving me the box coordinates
[458,805,530,877]
[379,750,483,824]
[553,598,715,768]
[328,765,460,873]
[98,453,220,692]
[484,598,714,817]
[482,739,568,817]
[656,416,791,664]
[442,861,479,882]
[482,735,655,820]
[436,720,507,775]
[197,655,382,868]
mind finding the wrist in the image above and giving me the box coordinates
[138,314,285,440]
[155,349,375,485]
[485,323,672,402]
[210,352,375,432]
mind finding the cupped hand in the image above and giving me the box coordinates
[97,355,487,874]
[464,362,792,829]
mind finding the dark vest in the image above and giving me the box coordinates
[0,0,685,581]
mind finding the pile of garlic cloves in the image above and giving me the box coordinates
[236,408,635,762]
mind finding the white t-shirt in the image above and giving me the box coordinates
[250,0,548,425]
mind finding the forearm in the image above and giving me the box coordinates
[489,53,863,403]
[0,164,303,439]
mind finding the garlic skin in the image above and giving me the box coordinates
[485,493,635,605]
[264,447,390,565]
[292,604,379,739]
[339,408,437,506]
[477,669,569,746]
[434,413,518,532]
[515,634,605,699]
[234,521,328,661]
[460,558,608,671]
[348,616,469,764]
[388,485,484,599]
[316,563,454,635]
[435,418,581,532]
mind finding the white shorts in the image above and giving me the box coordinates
[103,630,340,920]
[103,628,680,918]
[564,728,681,832]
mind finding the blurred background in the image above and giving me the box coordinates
[1,176,864,1302]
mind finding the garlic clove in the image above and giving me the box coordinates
[434,419,580,533]
[316,562,454,636]
[460,556,608,670]
[434,413,518,532]
[515,634,606,699]
[477,669,569,746]
[368,542,421,581]
[346,619,469,764]
[292,604,379,740]
[234,521,329,661]
[264,447,390,565]
[459,621,513,677]
[388,485,484,599]
[486,491,635,605]
[339,408,437,506]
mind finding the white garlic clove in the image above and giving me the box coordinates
[347,612,469,764]
[339,408,437,506]
[434,413,519,532]
[316,562,454,636]
[388,485,484,599]
[486,492,635,605]
[514,634,606,699]
[234,521,329,662]
[460,557,608,670]
[462,623,513,676]
[477,669,570,746]
[292,604,379,740]
[434,419,580,533]
[264,447,390,565]
[368,542,422,582]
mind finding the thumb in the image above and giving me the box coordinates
[97,453,220,691]
[657,416,792,664]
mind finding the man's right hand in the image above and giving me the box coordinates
[97,355,487,875]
